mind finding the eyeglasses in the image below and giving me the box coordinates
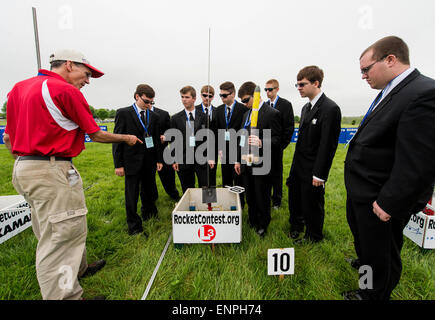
[202,93,214,98]
[264,88,276,92]
[360,55,388,75]
[241,97,251,104]
[219,92,233,98]
[295,82,309,88]
[141,97,155,105]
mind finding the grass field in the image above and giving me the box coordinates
[0,123,433,300]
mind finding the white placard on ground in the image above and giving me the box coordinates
[267,248,295,276]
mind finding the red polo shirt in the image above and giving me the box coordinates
[5,69,100,157]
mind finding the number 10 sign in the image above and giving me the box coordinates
[267,248,295,276]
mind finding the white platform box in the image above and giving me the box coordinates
[172,188,242,244]
[403,204,435,249]
[0,195,31,244]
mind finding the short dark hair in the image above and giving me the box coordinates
[134,84,155,99]
[238,81,256,99]
[361,36,410,65]
[297,66,324,88]
[180,86,196,98]
[219,81,235,93]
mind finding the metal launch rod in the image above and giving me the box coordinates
[32,7,42,71]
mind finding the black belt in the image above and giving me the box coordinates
[19,155,72,162]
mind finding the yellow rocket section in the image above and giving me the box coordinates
[250,85,261,128]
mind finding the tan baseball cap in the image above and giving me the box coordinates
[49,49,104,78]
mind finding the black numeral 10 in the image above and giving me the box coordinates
[272,252,291,272]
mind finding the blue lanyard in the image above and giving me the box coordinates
[270,96,279,108]
[133,104,150,135]
[243,110,252,129]
[225,102,235,128]
[201,103,212,118]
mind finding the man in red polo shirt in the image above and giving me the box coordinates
[3,49,141,300]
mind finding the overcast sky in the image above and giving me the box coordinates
[1,0,435,116]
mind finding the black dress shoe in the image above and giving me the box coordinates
[342,289,367,300]
[345,257,362,270]
[256,228,266,238]
[79,260,106,279]
[288,231,300,239]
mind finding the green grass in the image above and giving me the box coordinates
[0,126,433,300]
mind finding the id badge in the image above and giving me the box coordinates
[239,135,246,147]
[145,136,154,148]
[225,131,230,141]
[189,136,196,147]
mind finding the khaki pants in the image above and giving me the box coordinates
[12,157,89,300]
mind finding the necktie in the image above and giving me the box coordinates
[270,102,274,108]
[359,90,384,128]
[226,107,231,121]
[304,102,312,119]
[205,107,209,119]
[189,112,194,121]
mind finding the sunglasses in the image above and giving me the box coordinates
[264,88,276,92]
[241,97,251,104]
[141,97,155,105]
[295,82,309,88]
[219,92,233,98]
[202,93,214,98]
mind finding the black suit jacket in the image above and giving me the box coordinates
[170,109,207,170]
[215,101,249,163]
[267,96,295,150]
[289,93,341,181]
[196,104,218,162]
[152,106,171,162]
[112,105,162,175]
[238,103,282,172]
[345,69,435,220]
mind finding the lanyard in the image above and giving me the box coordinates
[201,103,212,118]
[225,102,235,129]
[133,103,150,135]
[243,110,252,129]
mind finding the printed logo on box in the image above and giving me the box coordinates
[198,225,216,242]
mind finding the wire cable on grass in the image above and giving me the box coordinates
[141,233,172,300]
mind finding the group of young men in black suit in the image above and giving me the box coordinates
[111,35,435,300]
[111,70,343,241]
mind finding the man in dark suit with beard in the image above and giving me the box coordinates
[343,36,435,300]
[113,84,163,236]
[286,66,341,244]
